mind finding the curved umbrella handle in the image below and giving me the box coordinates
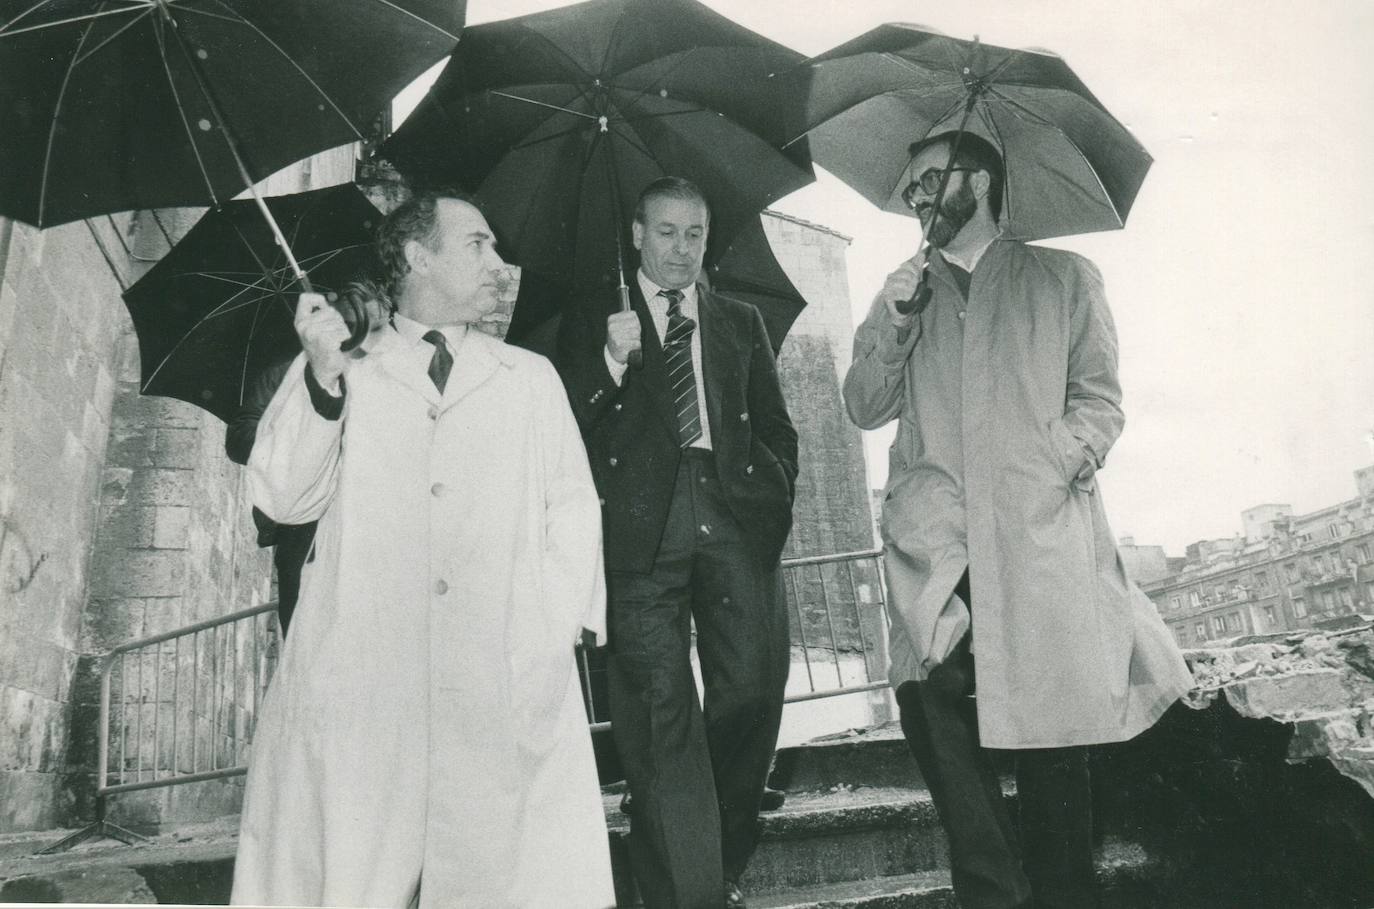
[896,264,933,316]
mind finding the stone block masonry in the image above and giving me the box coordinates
[0,145,353,835]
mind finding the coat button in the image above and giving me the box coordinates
[427,406,439,420]
[957,310,966,321]
[599,497,606,506]
[431,482,446,497]
[609,457,618,467]
[745,464,754,475]
[614,403,623,411]
[739,412,749,422]
[433,579,449,595]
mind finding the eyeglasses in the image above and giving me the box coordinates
[901,167,977,210]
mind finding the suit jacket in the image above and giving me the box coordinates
[557,281,798,574]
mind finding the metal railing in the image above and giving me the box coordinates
[44,550,893,852]
[578,548,893,731]
[781,548,890,702]
[39,603,281,854]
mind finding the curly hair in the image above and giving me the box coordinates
[376,187,478,300]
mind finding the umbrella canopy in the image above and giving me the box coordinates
[704,214,809,353]
[379,0,813,299]
[0,0,464,229]
[123,183,382,422]
[780,23,1151,242]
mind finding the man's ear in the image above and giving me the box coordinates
[404,238,429,275]
[631,220,644,252]
[971,169,992,201]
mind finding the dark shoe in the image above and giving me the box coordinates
[724,880,747,909]
[759,786,786,811]
[619,791,633,815]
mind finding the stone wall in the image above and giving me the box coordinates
[1,214,131,831]
[0,148,354,834]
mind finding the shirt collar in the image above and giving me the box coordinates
[393,312,467,351]
[637,270,698,310]
[941,232,1001,273]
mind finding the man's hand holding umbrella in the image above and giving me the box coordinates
[605,309,643,367]
[296,293,353,392]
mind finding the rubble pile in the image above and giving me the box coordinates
[1183,627,1374,797]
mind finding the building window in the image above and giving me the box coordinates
[1285,563,1299,583]
[1293,598,1308,618]
[1256,571,1270,591]
[1195,622,1206,638]
[1323,591,1337,612]
[1328,523,1341,539]
[1189,590,1202,608]
[1212,616,1226,633]
[1169,596,1182,611]
[1340,588,1354,610]
[1225,613,1241,632]
[1264,606,1276,626]
[1367,581,1374,605]
[1358,543,1371,564]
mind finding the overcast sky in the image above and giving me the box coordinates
[407,0,1374,554]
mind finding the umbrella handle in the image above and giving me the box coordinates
[618,283,643,370]
[896,265,932,316]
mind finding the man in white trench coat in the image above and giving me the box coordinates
[230,189,615,908]
[843,133,1192,909]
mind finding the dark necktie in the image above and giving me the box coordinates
[660,289,702,448]
[422,329,453,393]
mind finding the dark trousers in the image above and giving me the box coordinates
[895,576,1098,909]
[607,450,790,909]
[270,522,316,636]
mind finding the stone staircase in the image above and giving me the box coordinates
[606,722,1167,908]
[7,705,1374,906]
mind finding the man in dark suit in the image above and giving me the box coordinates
[557,177,798,909]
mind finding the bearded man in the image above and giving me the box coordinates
[843,132,1191,909]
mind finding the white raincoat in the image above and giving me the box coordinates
[230,324,614,908]
[844,240,1191,749]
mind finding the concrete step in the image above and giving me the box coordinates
[769,723,921,792]
[604,785,954,901]
[741,787,950,893]
[748,839,1165,909]
[769,722,1010,793]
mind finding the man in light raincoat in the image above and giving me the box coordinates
[230,189,615,908]
[843,133,1192,909]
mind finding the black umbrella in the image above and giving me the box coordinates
[779,24,1152,244]
[705,214,809,354]
[379,0,813,307]
[122,183,383,422]
[1,0,461,286]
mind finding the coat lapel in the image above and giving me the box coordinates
[698,287,736,445]
[371,328,443,405]
[442,330,504,407]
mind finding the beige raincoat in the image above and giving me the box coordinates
[844,240,1191,749]
[230,326,614,908]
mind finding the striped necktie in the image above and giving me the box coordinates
[660,289,702,448]
[422,329,453,393]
